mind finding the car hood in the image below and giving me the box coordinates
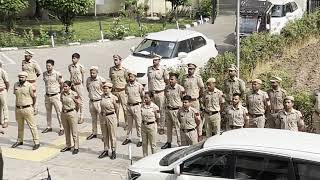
[123,55,154,73]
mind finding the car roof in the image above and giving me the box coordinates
[145,29,204,42]
[241,0,273,15]
[267,0,294,5]
[204,128,320,162]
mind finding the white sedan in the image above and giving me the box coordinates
[122,29,218,86]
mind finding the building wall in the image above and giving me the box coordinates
[89,0,122,14]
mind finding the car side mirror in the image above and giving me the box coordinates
[178,52,188,60]
[174,165,181,176]
[130,46,136,52]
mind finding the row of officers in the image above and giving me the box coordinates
[0,50,318,159]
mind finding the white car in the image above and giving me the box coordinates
[122,29,218,86]
[128,128,320,180]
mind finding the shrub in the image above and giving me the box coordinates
[196,0,211,18]
[105,18,129,40]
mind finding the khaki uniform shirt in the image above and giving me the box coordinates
[226,104,248,127]
[14,81,35,106]
[181,74,204,99]
[267,88,287,112]
[0,68,9,89]
[61,91,78,110]
[203,88,225,112]
[43,70,63,94]
[22,60,42,81]
[68,63,85,84]
[313,89,320,113]
[141,102,160,122]
[277,109,303,131]
[109,66,128,89]
[86,76,105,100]
[147,66,169,91]
[224,77,246,102]
[125,81,144,104]
[247,89,269,114]
[100,93,118,114]
[178,107,200,129]
[165,84,185,108]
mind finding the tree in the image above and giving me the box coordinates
[39,0,94,33]
[0,0,29,30]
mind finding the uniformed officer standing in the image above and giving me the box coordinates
[181,63,204,137]
[178,95,201,146]
[141,92,160,157]
[42,59,64,136]
[86,66,106,140]
[22,50,42,114]
[0,62,9,128]
[312,88,320,133]
[223,64,246,103]
[203,78,225,137]
[12,71,40,150]
[161,73,184,149]
[68,53,85,124]
[147,55,169,135]
[225,93,249,129]
[276,96,305,131]
[266,76,287,128]
[60,80,80,154]
[246,79,270,128]
[109,55,128,128]
[122,71,144,147]
[99,82,119,160]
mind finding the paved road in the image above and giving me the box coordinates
[0,5,235,179]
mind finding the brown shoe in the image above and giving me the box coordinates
[58,129,64,136]
[78,117,84,124]
[2,122,8,128]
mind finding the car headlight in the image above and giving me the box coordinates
[128,169,141,180]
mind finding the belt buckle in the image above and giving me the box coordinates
[18,106,22,109]
[183,129,187,133]
[63,109,67,113]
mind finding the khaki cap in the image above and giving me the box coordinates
[18,71,28,77]
[24,50,34,56]
[228,64,237,71]
[103,82,113,88]
[187,63,197,68]
[284,96,294,101]
[153,54,162,60]
[206,78,216,83]
[90,66,99,71]
[270,76,282,82]
[128,70,137,76]
[252,79,262,84]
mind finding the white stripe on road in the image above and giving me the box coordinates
[0,52,16,65]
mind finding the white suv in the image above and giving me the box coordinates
[128,128,320,180]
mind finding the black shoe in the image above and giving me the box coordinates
[98,151,108,159]
[72,149,79,154]
[58,129,64,136]
[110,151,116,160]
[11,142,23,148]
[161,142,172,149]
[137,141,142,147]
[122,139,131,145]
[33,144,40,150]
[60,147,71,152]
[86,134,97,140]
[42,128,52,133]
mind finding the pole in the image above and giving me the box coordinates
[236,0,240,77]
[94,0,97,17]
[99,21,104,41]
[51,35,54,47]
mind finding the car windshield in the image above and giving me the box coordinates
[240,16,258,33]
[271,5,285,17]
[133,39,176,58]
[159,142,204,166]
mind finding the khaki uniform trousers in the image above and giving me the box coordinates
[312,112,320,134]
[204,112,221,137]
[113,90,128,126]
[45,94,62,129]
[89,101,101,135]
[190,100,203,134]
[15,107,40,144]
[180,129,197,146]
[61,111,79,149]
[0,90,9,123]
[153,92,166,129]
[249,115,265,128]
[100,114,117,151]
[127,104,142,140]
[142,122,157,157]
[165,109,181,145]
[265,113,277,128]
[73,84,84,118]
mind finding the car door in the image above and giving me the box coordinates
[187,36,210,67]
[290,2,303,19]
[293,158,320,179]
[171,151,233,180]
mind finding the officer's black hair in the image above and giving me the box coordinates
[72,53,80,59]
[182,95,192,101]
[46,59,55,65]
[63,80,72,87]
[233,93,242,98]
[169,72,179,79]
[145,91,154,98]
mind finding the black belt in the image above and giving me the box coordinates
[181,128,195,133]
[167,106,180,110]
[154,90,164,94]
[250,114,264,118]
[90,99,102,102]
[62,109,75,113]
[205,111,219,116]
[46,93,59,97]
[143,121,155,125]
[128,102,140,106]
[230,125,242,129]
[16,105,32,109]
[104,112,115,116]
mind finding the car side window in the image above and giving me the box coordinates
[235,153,290,180]
[175,39,191,57]
[191,36,206,51]
[294,159,320,180]
[181,152,231,178]
[285,3,293,13]
[291,2,298,11]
